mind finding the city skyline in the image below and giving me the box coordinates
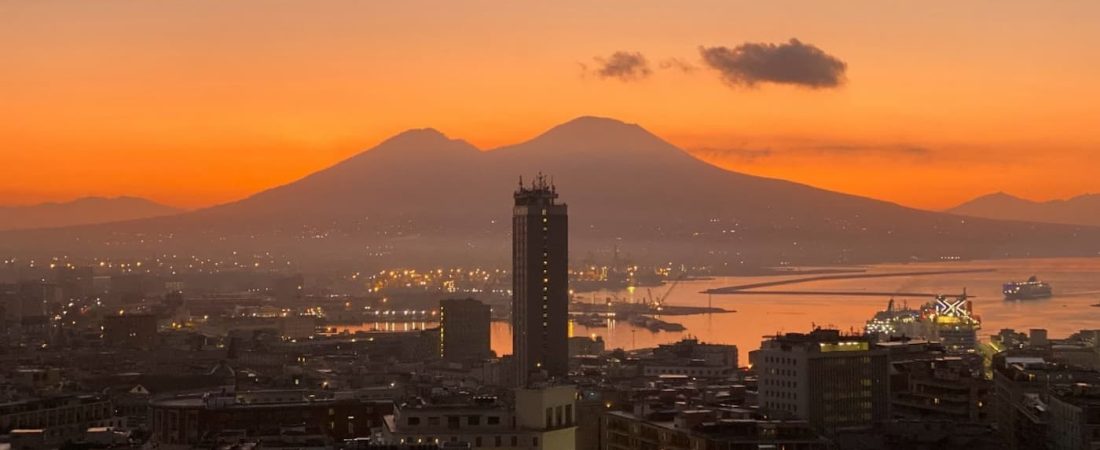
[3,1,1100,210]
[2,3,1100,449]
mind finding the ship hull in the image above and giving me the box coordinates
[1003,291,1052,300]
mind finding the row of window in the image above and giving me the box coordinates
[764,401,797,413]
[762,355,798,365]
[405,415,502,427]
[645,367,728,376]
[400,435,537,447]
[544,404,573,429]
[763,378,796,388]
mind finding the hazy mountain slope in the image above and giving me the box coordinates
[948,192,1100,226]
[0,196,181,231]
[2,117,1099,267]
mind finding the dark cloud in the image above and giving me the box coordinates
[592,51,652,81]
[699,39,847,88]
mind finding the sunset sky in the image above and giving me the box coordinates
[2,0,1098,210]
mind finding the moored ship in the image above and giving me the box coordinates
[864,293,982,353]
[1003,276,1052,300]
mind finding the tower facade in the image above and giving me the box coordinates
[512,174,569,386]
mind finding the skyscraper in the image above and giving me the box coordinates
[439,297,492,362]
[512,174,569,386]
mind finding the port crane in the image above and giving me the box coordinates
[645,275,685,309]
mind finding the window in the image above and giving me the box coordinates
[511,436,518,446]
[488,416,500,425]
[555,406,563,427]
[565,404,573,425]
[533,437,539,447]
[468,415,480,426]
[475,436,483,446]
[545,408,552,428]
[447,416,459,429]
[407,417,420,426]
[495,436,502,447]
[429,416,441,426]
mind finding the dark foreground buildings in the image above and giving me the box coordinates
[512,174,569,387]
[750,329,890,432]
[439,298,492,362]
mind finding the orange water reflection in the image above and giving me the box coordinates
[334,258,1100,363]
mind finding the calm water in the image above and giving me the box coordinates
[342,258,1100,363]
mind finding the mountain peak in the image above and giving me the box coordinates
[976,191,1026,202]
[496,115,685,161]
[360,127,481,159]
[381,127,456,146]
[542,116,646,138]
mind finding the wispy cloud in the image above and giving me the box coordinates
[590,51,652,82]
[805,144,932,159]
[658,57,697,73]
[691,147,775,163]
[691,144,933,164]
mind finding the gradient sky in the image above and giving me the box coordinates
[2,0,1098,210]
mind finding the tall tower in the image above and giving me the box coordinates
[512,173,569,386]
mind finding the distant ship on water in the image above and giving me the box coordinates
[1003,276,1053,300]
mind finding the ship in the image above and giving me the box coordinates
[1003,276,1053,300]
[574,314,609,328]
[864,293,982,353]
[629,315,686,332]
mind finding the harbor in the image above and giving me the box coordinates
[564,258,1100,362]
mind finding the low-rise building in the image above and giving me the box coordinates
[750,329,889,432]
[148,389,390,447]
[382,385,576,449]
[0,395,119,447]
[602,409,828,450]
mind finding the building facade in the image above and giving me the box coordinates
[382,385,577,450]
[750,329,889,432]
[512,174,569,386]
[602,410,828,450]
[440,298,492,362]
[102,313,158,348]
[148,389,388,447]
[0,395,119,447]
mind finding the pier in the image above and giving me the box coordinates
[703,268,995,296]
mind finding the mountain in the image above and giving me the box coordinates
[947,192,1100,227]
[2,117,1099,268]
[0,196,181,231]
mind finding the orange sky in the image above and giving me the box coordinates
[2,0,1098,210]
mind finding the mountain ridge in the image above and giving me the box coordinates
[0,196,181,231]
[948,192,1100,226]
[2,116,1099,267]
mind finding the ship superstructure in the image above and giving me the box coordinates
[865,293,982,353]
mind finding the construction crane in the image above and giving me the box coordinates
[654,275,685,308]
